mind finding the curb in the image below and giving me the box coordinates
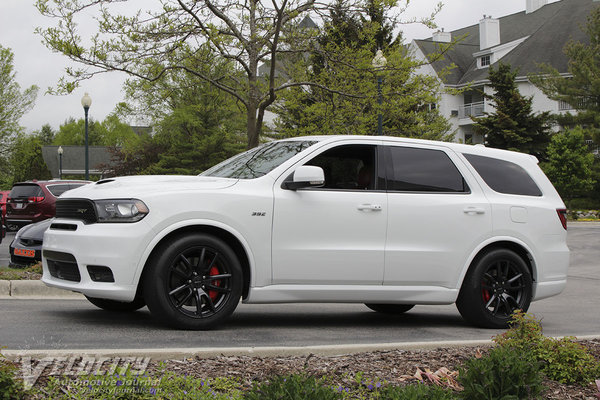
[3,336,600,361]
[0,280,83,299]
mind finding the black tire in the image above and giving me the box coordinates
[143,233,242,330]
[456,248,533,329]
[365,304,415,314]
[85,296,146,312]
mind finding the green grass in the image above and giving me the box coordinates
[0,263,42,280]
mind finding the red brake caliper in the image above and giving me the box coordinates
[482,281,491,302]
[208,266,220,301]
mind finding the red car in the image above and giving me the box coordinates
[5,180,90,231]
[0,190,9,220]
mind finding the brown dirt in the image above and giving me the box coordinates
[146,339,600,399]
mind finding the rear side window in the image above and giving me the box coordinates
[9,185,43,198]
[386,146,468,192]
[47,184,71,197]
[463,153,542,196]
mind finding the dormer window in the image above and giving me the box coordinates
[480,55,491,67]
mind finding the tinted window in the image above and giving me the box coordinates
[202,140,317,179]
[305,145,377,190]
[386,147,468,192]
[463,153,542,196]
[9,185,43,198]
[47,184,71,197]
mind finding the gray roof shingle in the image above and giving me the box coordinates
[415,0,596,85]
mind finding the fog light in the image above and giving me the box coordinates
[87,265,115,282]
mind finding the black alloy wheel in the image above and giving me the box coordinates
[457,248,532,328]
[144,233,242,330]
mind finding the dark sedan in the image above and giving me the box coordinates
[9,218,52,268]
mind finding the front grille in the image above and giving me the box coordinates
[44,250,81,282]
[18,238,43,247]
[11,254,39,267]
[55,199,97,223]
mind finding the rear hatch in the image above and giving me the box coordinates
[7,184,45,218]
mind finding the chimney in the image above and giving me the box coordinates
[432,28,452,43]
[526,0,548,13]
[479,16,500,50]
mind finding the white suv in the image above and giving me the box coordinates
[42,136,569,329]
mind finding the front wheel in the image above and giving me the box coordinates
[85,296,146,312]
[143,233,242,330]
[365,304,415,314]
[456,249,532,329]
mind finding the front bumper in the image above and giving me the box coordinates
[41,219,154,302]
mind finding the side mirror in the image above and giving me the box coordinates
[282,166,325,190]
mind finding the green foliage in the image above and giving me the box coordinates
[41,369,243,399]
[9,132,53,184]
[0,353,25,400]
[245,374,338,400]
[541,126,595,202]
[458,345,544,400]
[53,114,139,148]
[378,383,457,400]
[493,310,600,385]
[0,45,39,187]
[473,63,552,159]
[276,1,451,140]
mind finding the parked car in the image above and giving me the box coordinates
[9,218,52,268]
[1,214,5,244]
[0,190,10,220]
[42,136,569,330]
[5,180,90,231]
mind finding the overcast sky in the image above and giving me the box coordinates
[0,0,557,133]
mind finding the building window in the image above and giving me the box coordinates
[480,55,491,67]
[558,100,573,111]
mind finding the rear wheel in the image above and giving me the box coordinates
[143,233,242,330]
[457,248,532,328]
[85,296,146,312]
[365,304,415,314]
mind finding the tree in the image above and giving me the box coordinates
[473,63,552,159]
[275,0,450,139]
[112,46,246,175]
[53,114,139,147]
[36,0,439,148]
[0,44,38,186]
[541,127,595,205]
[531,5,600,145]
[9,133,53,184]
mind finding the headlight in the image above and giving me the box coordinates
[94,199,149,223]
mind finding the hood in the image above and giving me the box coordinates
[60,175,238,200]
[18,218,53,240]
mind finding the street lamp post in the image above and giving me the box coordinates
[81,93,92,180]
[58,146,63,180]
[372,50,387,136]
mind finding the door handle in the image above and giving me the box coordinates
[464,206,486,215]
[357,204,382,211]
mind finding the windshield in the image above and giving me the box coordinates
[201,140,317,179]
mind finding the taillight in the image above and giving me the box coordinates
[557,208,567,230]
[27,196,45,203]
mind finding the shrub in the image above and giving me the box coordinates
[244,374,338,400]
[0,353,25,400]
[493,311,600,385]
[378,383,457,399]
[459,345,544,399]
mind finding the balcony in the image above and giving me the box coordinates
[458,101,486,120]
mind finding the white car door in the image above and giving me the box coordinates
[272,143,387,285]
[382,143,492,289]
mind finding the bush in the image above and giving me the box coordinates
[493,310,600,385]
[0,354,25,400]
[378,383,457,399]
[245,374,338,400]
[458,345,544,400]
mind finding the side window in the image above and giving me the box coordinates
[463,153,542,196]
[386,146,468,192]
[305,145,377,190]
[46,184,71,197]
